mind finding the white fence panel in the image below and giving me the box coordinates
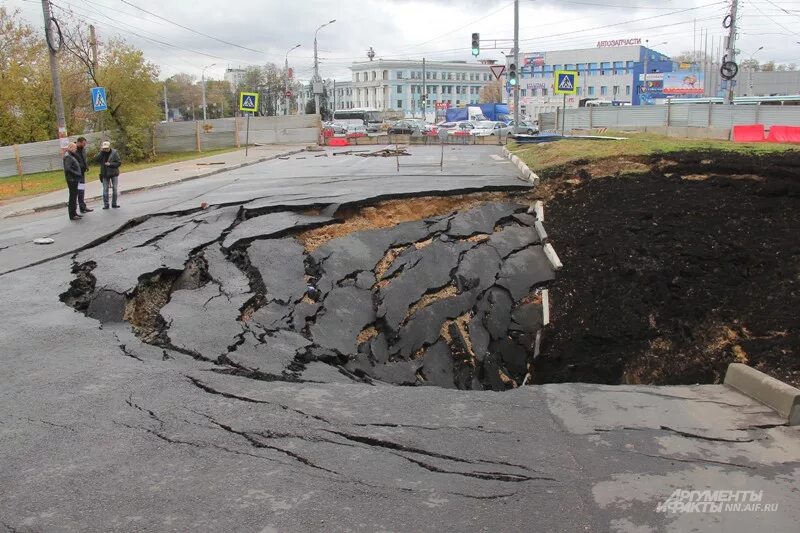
[757,106,800,129]
[687,104,711,128]
[669,105,690,127]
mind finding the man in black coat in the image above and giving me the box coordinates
[95,141,122,208]
[63,142,83,220]
[75,137,93,213]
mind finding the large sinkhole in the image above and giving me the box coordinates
[59,150,800,389]
[61,191,554,391]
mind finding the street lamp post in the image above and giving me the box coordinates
[285,44,301,115]
[642,40,667,105]
[747,46,764,95]
[313,19,336,117]
[201,63,216,121]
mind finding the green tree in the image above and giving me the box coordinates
[0,8,53,144]
[204,79,234,118]
[166,73,201,120]
[62,19,160,160]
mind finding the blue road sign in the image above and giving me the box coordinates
[91,87,107,112]
[554,71,578,95]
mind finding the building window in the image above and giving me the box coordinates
[397,100,402,108]
[396,85,403,94]
[383,70,388,80]
[626,85,631,96]
[565,64,575,70]
[542,87,548,96]
[600,86,608,96]
[588,86,595,96]
[372,71,377,80]
[396,70,404,79]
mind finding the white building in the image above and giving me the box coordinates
[331,80,354,110]
[348,59,497,115]
[509,44,672,116]
[224,68,247,92]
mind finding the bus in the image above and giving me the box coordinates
[332,108,383,132]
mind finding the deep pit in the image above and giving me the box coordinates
[61,191,552,391]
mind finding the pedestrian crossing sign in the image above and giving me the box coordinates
[91,86,107,111]
[239,92,259,113]
[554,70,578,95]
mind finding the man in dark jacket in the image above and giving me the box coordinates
[63,142,83,220]
[75,137,93,213]
[95,141,122,209]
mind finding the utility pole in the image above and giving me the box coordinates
[313,20,336,117]
[89,24,98,73]
[724,0,739,104]
[285,44,300,115]
[512,0,520,133]
[643,39,649,105]
[163,84,169,122]
[201,63,215,121]
[422,58,426,120]
[41,0,68,152]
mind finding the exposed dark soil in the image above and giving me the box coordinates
[535,150,800,387]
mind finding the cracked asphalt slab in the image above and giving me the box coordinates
[1,146,799,532]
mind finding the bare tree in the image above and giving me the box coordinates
[480,79,503,103]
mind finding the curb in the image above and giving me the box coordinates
[2,148,306,219]
[724,363,799,425]
[502,146,541,185]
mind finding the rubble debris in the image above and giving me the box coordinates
[356,147,411,158]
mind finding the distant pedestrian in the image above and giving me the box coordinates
[95,141,121,209]
[63,142,83,220]
[75,137,93,213]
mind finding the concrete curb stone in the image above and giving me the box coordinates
[724,363,800,425]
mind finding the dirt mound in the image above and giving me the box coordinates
[535,150,800,387]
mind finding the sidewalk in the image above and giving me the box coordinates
[0,144,308,218]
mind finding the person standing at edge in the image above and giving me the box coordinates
[96,141,121,209]
[63,142,83,220]
[75,137,93,213]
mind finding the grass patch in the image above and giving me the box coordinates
[511,131,800,177]
[0,147,239,202]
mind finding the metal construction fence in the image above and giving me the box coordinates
[539,104,800,139]
[0,114,321,179]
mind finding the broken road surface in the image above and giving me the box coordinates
[1,147,798,532]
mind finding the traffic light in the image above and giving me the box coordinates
[471,33,480,57]
[508,63,517,86]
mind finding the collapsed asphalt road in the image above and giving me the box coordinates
[1,146,799,532]
[61,193,552,391]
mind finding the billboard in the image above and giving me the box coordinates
[663,71,704,95]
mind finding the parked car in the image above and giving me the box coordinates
[506,120,539,135]
[388,120,424,135]
[440,121,475,136]
[322,122,348,137]
[471,121,511,137]
[345,123,368,138]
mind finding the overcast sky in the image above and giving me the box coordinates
[9,0,800,81]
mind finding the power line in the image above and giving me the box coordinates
[119,0,265,54]
[519,1,726,42]
[49,0,248,64]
